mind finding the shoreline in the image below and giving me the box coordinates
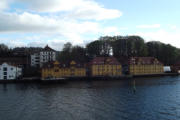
[133,73,179,77]
[0,73,179,84]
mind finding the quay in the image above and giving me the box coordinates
[133,73,179,78]
[0,73,179,84]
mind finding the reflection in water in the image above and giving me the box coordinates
[133,79,136,94]
[2,84,7,91]
[0,76,180,120]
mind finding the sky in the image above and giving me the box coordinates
[0,0,180,50]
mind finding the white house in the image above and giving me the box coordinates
[0,63,22,80]
[30,45,56,67]
[39,45,56,67]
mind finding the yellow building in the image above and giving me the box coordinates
[90,57,122,76]
[129,57,164,75]
[41,61,86,79]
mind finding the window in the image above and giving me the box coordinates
[4,72,7,75]
[11,68,13,70]
[3,67,7,71]
[4,76,7,80]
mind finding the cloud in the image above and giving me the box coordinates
[64,2,122,20]
[136,24,161,29]
[101,27,120,36]
[15,0,122,20]
[0,10,122,47]
[0,0,123,50]
[17,0,89,12]
[0,12,59,32]
[135,29,180,48]
[169,25,177,30]
[0,0,10,10]
[119,27,128,30]
[0,11,100,40]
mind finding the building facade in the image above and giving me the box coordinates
[171,62,180,73]
[39,45,56,67]
[31,45,56,67]
[30,53,40,67]
[90,57,122,76]
[0,63,22,80]
[41,61,86,79]
[129,57,164,75]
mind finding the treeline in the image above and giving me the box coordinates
[1,35,180,65]
[0,44,12,56]
[58,36,180,65]
[0,44,42,57]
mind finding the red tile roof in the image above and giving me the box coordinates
[90,57,121,65]
[129,57,163,65]
[42,61,85,68]
[173,62,180,66]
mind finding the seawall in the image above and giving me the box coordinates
[0,73,179,84]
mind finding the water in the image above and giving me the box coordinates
[0,76,180,120]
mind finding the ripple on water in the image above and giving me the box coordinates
[0,77,180,120]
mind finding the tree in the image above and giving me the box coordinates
[63,42,72,52]
[86,40,102,58]
[86,36,113,58]
[57,42,72,63]
[0,44,8,51]
[146,41,180,65]
[0,44,11,57]
[112,35,147,57]
[112,36,127,57]
[57,43,87,63]
[71,46,87,63]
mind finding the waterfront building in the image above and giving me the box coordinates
[171,62,180,73]
[30,53,40,67]
[41,61,86,79]
[90,57,122,76]
[31,45,56,67]
[129,57,164,75]
[0,63,22,80]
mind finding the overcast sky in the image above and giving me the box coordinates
[0,0,180,50]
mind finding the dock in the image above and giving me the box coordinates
[0,73,179,84]
[133,73,179,78]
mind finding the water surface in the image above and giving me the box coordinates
[0,76,180,120]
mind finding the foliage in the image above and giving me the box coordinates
[57,43,87,63]
[1,35,180,66]
[86,36,113,58]
[146,41,180,65]
[112,36,147,57]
